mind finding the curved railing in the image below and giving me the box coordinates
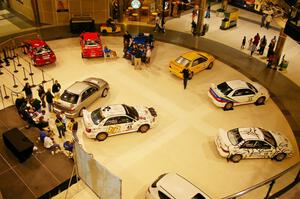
[0,24,299,198]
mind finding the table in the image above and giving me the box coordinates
[3,128,34,163]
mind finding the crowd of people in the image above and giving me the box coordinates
[123,31,152,70]
[241,33,278,69]
[16,80,78,157]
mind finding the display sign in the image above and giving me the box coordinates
[56,0,69,12]
[131,0,141,9]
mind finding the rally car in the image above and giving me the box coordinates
[169,51,215,79]
[83,104,157,141]
[146,173,211,199]
[215,127,293,163]
[125,32,154,59]
[23,39,56,66]
[80,32,104,58]
[208,80,269,110]
[53,77,109,118]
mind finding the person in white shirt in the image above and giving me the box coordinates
[145,46,152,65]
[44,136,61,154]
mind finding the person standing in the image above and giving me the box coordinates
[241,36,246,49]
[250,43,257,57]
[253,33,260,46]
[70,119,79,142]
[248,38,253,50]
[46,89,54,112]
[123,31,132,46]
[154,14,161,32]
[191,20,197,35]
[22,82,33,100]
[181,68,190,89]
[205,5,211,18]
[134,48,142,70]
[267,39,276,58]
[52,80,61,100]
[37,84,46,108]
[55,114,65,138]
[145,46,152,65]
[259,36,267,55]
[261,14,266,27]
[266,15,272,29]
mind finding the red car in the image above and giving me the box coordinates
[80,32,104,58]
[24,39,56,66]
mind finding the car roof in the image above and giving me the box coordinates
[26,39,47,47]
[81,32,99,40]
[226,80,249,90]
[238,128,265,141]
[181,51,206,61]
[101,104,126,118]
[66,81,91,95]
[158,173,208,198]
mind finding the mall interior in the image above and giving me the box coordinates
[0,0,299,199]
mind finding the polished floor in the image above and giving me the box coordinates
[1,37,297,199]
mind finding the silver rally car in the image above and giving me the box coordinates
[53,77,109,118]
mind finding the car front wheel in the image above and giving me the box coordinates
[274,153,286,161]
[139,124,150,133]
[224,102,233,111]
[101,88,109,97]
[255,96,266,105]
[96,132,108,141]
[230,154,242,163]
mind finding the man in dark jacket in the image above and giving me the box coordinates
[46,89,54,112]
[181,68,190,89]
[52,80,61,99]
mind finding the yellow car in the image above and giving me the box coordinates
[169,51,215,79]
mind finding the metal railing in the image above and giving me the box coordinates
[223,162,300,199]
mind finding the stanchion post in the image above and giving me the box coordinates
[17,54,22,66]
[30,74,36,87]
[3,85,9,99]
[22,67,28,81]
[13,46,17,58]
[13,59,18,73]
[0,67,3,75]
[0,51,3,64]
[42,69,46,83]
[29,63,34,76]
[12,74,18,88]
[9,47,13,60]
[0,87,5,108]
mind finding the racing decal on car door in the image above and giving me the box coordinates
[107,126,121,134]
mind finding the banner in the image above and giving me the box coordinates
[56,0,69,12]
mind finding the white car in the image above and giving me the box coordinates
[215,127,293,163]
[83,104,157,141]
[208,80,269,110]
[146,173,211,199]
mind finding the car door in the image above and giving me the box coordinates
[255,140,275,158]
[117,116,135,133]
[80,86,99,108]
[190,58,201,73]
[103,116,122,135]
[232,89,255,104]
[239,140,257,158]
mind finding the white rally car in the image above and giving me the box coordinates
[83,104,157,141]
[208,80,269,110]
[215,127,293,163]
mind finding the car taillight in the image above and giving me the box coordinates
[209,89,228,103]
[86,128,91,133]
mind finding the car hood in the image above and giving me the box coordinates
[251,82,269,97]
[272,132,293,153]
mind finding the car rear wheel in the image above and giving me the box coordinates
[207,62,213,69]
[96,132,108,141]
[139,124,150,133]
[224,102,233,111]
[255,96,266,105]
[274,153,286,161]
[101,88,109,97]
[230,154,242,163]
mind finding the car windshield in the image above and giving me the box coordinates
[35,46,51,55]
[192,193,206,199]
[228,128,243,145]
[246,82,258,93]
[85,40,99,46]
[122,104,139,120]
[60,91,79,104]
[91,108,105,125]
[260,128,277,147]
[217,82,233,95]
[175,56,191,67]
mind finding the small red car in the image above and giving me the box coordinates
[24,39,56,66]
[80,32,104,58]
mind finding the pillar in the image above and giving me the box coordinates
[31,0,40,26]
[274,28,287,65]
[222,0,228,11]
[196,0,206,36]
